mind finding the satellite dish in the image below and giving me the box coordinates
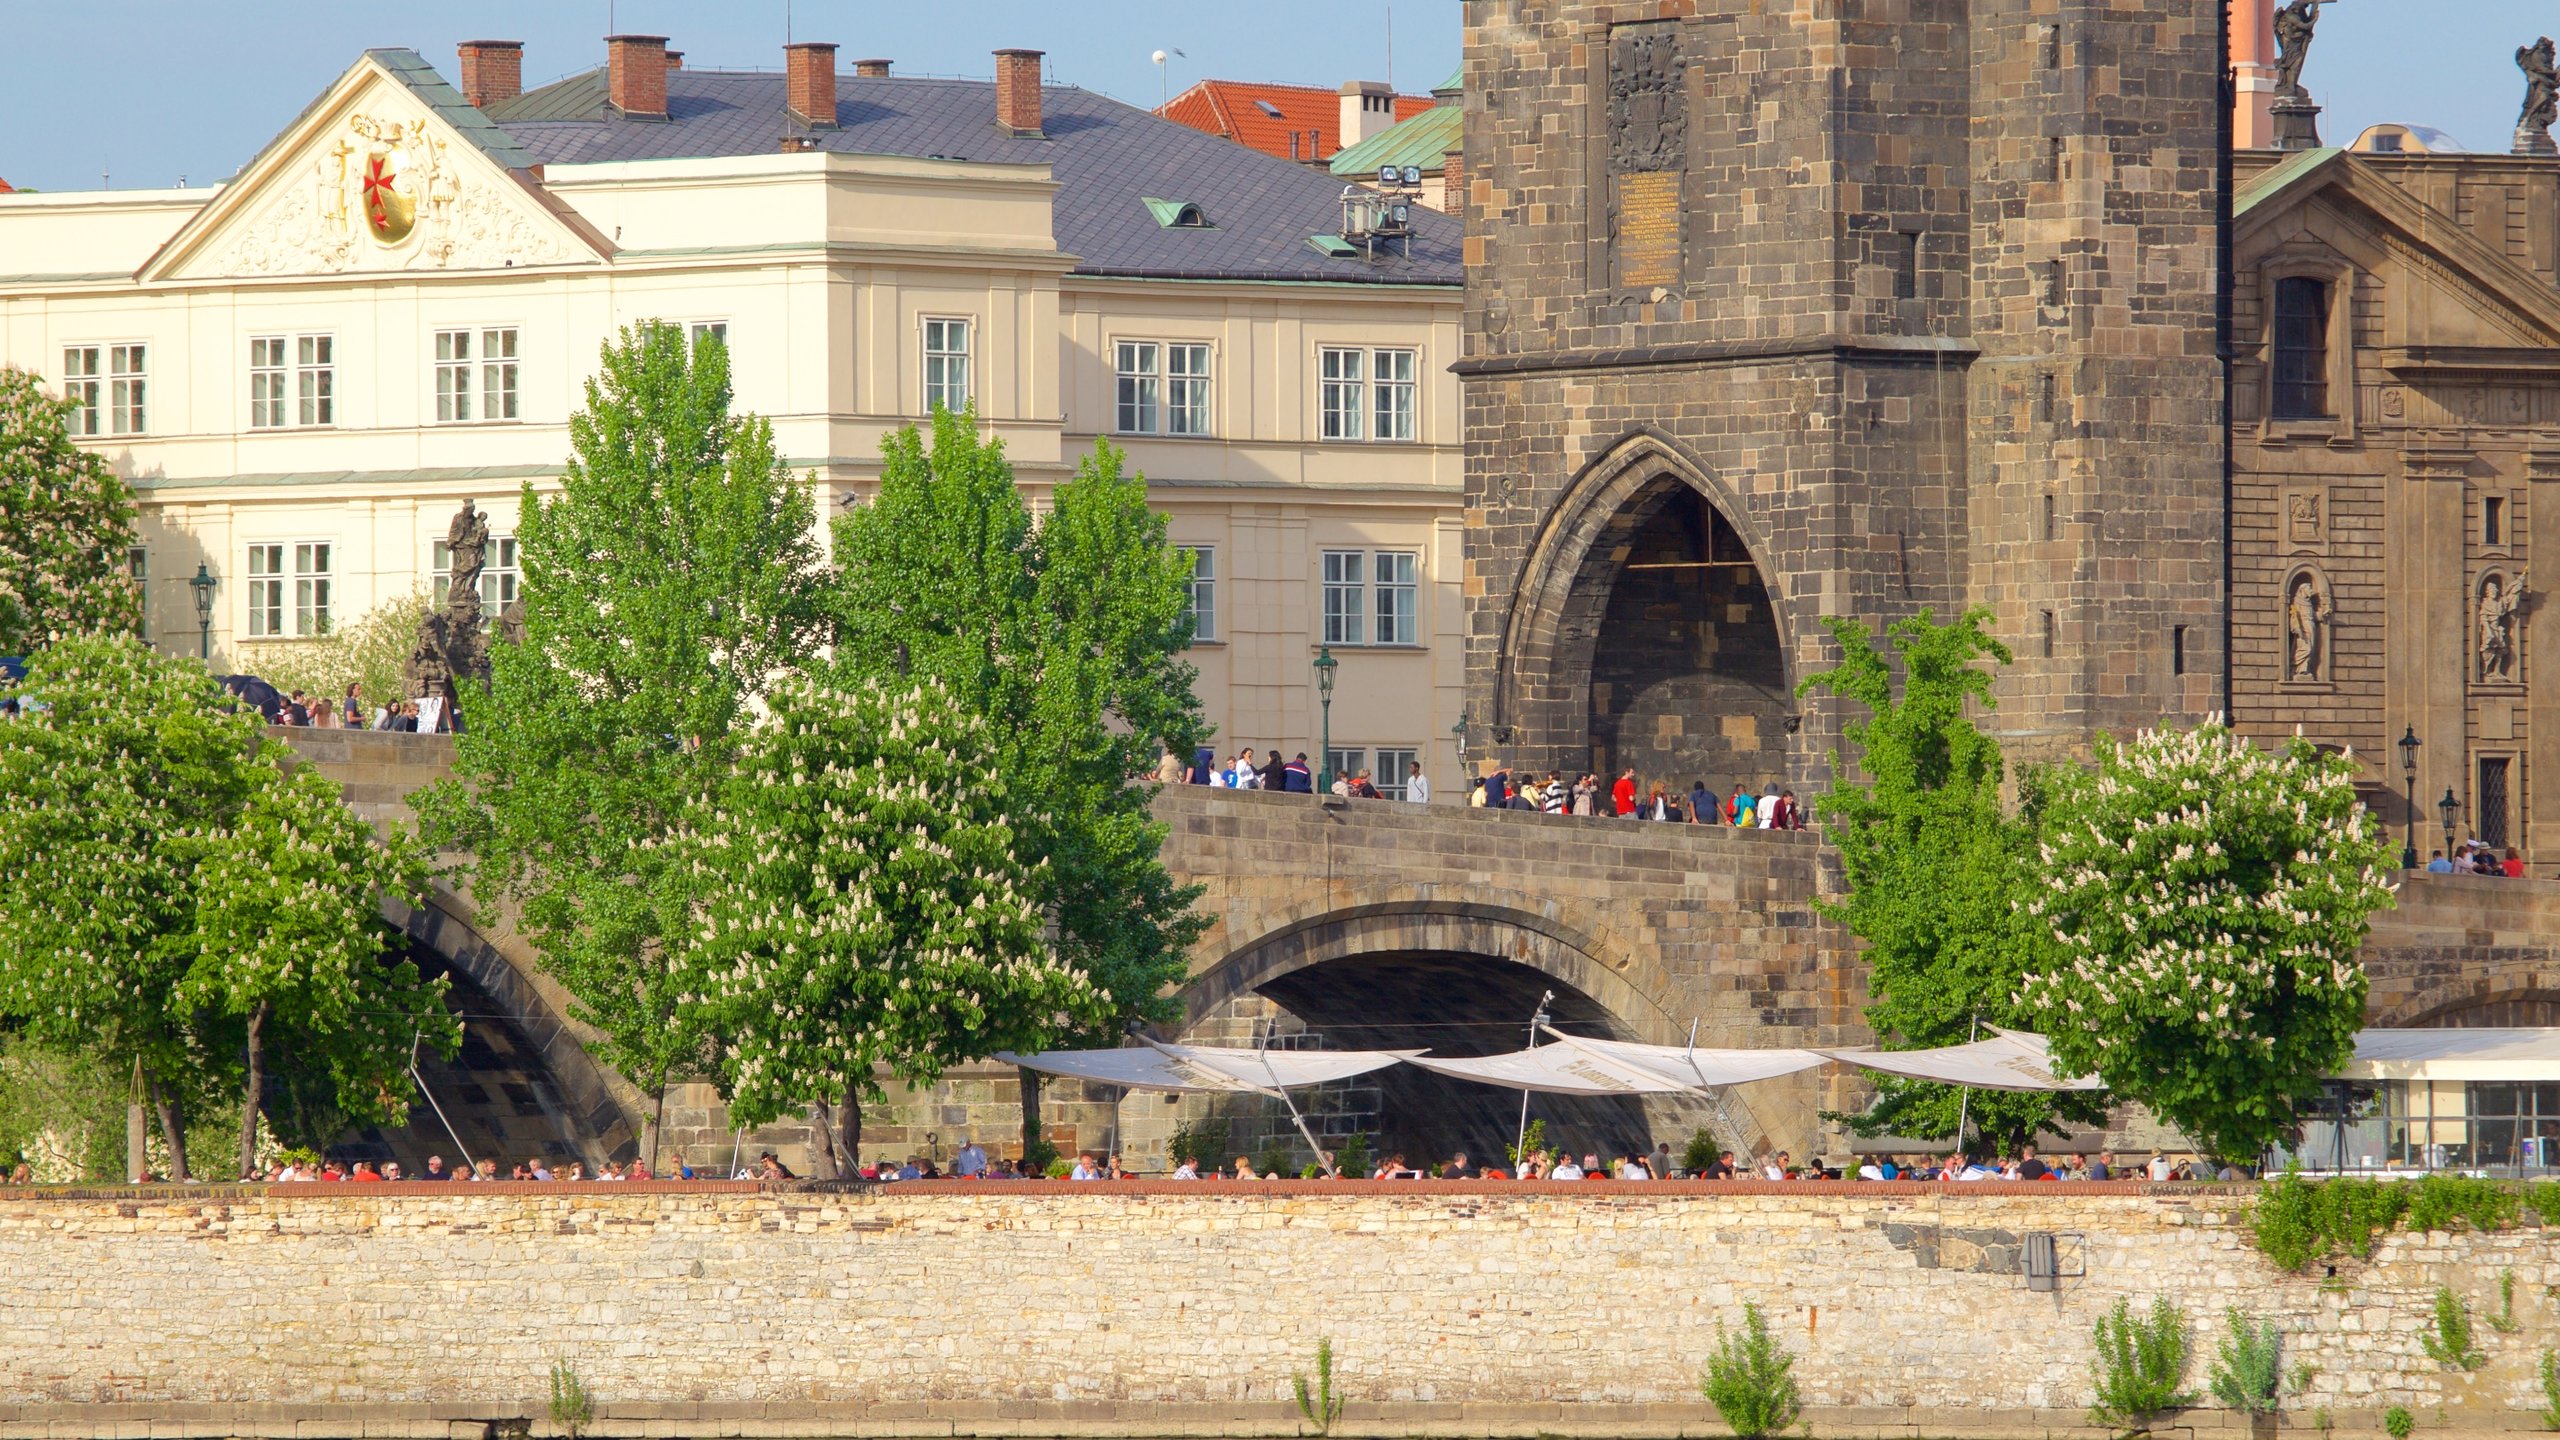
[1152,49,1168,65]
[1379,164,1399,185]
[1401,165,1422,186]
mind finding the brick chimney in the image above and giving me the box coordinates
[853,58,891,78]
[458,41,523,110]
[664,50,684,71]
[1338,80,1395,151]
[607,34,669,119]
[787,41,839,127]
[1439,145,1465,216]
[994,48,1045,137]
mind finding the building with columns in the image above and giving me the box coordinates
[0,36,1463,792]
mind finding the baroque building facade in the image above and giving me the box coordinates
[0,38,1463,793]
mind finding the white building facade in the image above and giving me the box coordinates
[0,39,1465,789]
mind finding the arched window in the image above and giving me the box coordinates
[2271,276,2332,419]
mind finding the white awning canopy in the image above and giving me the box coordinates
[995,1042,1417,1095]
[1405,1031,1828,1095]
[2338,1028,2560,1082]
[1818,1026,2104,1093]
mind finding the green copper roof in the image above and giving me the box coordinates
[1437,66,1461,93]
[1328,102,1462,179]
[2234,146,2342,219]
[1141,196,1211,228]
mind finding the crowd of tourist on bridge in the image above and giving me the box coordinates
[1156,745,1806,829]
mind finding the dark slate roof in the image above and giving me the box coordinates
[487,69,1459,286]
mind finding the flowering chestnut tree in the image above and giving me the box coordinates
[0,632,453,1179]
[664,674,1113,1174]
[0,366,140,653]
[2015,721,2395,1161]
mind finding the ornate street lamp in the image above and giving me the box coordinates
[188,562,218,662]
[1313,645,1339,793]
[2397,725,2421,869]
[2438,786,2463,862]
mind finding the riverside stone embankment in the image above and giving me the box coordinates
[0,1183,2551,1439]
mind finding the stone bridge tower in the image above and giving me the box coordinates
[1458,0,2226,788]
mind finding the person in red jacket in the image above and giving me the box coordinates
[1612,768,1638,816]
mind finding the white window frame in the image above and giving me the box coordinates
[1372,347,1417,442]
[481,326,519,421]
[1375,746,1420,801]
[249,336,289,429]
[296,334,335,427]
[1166,342,1211,436]
[1325,747,1367,787]
[432,534,521,614]
[1321,549,1366,646]
[435,329,474,423]
[1372,549,1420,645]
[60,347,101,436]
[1319,346,1364,441]
[923,316,973,414]
[293,541,334,637]
[1178,545,1216,643]
[688,321,729,349]
[245,543,286,638]
[1115,340,1161,435]
[106,344,147,435]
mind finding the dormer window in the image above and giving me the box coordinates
[1143,197,1211,229]
[2271,276,2333,420]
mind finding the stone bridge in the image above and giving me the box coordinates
[278,730,2556,1172]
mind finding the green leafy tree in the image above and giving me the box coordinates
[1699,1301,1801,1439]
[829,411,1208,1162]
[243,586,432,717]
[0,632,452,1179]
[418,323,825,1162]
[2090,1296,2196,1431]
[0,366,140,652]
[2016,721,2394,1161]
[662,674,1112,1173]
[1797,608,2100,1148]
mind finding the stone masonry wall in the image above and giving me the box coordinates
[0,1186,2551,1438]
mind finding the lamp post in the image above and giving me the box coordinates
[188,562,218,662]
[2439,786,2463,863]
[1312,645,1339,793]
[2397,725,2421,869]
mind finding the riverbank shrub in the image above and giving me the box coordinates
[2208,1308,2283,1416]
[1293,1337,1343,1437]
[2090,1296,2195,1432]
[2250,1171,2553,1270]
[1700,1301,1800,1440]
[2386,1406,2415,1438]
[2420,1286,2484,1371]
[2537,1349,2559,1430]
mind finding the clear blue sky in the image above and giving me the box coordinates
[0,2,2548,193]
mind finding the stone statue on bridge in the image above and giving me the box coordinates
[2272,0,2334,98]
[403,499,496,725]
[2519,37,2559,156]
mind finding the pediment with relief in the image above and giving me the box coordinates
[142,54,604,282]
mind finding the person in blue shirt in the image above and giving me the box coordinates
[2424,849,2454,874]
[1283,753,1313,792]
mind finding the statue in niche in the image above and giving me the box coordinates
[2480,569,2530,681]
[2272,0,2335,99]
[2518,37,2558,154]
[2286,573,2327,681]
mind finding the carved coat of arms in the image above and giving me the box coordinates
[319,114,454,255]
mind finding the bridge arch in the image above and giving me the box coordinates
[1490,427,1798,785]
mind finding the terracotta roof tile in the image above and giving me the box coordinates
[1156,80,1433,164]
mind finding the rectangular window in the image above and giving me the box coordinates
[1167,343,1211,436]
[1890,231,1919,300]
[1375,746,1420,802]
[1321,549,1365,645]
[297,334,335,427]
[1325,748,1366,788]
[127,545,148,639]
[250,336,289,429]
[435,330,473,422]
[2043,492,2058,542]
[61,347,101,436]
[2043,258,2066,309]
[1319,347,1365,441]
[1115,340,1161,434]
[1373,550,1419,645]
[2486,495,2506,548]
[1372,347,1417,442]
[246,543,285,638]
[108,344,146,435]
[433,535,521,613]
[481,327,518,421]
[2271,276,2333,419]
[2041,608,2056,659]
[294,542,333,636]
[923,317,972,414]
[688,321,728,351]
[2172,624,2188,677]
[1178,545,1216,643]
[2479,757,2512,850]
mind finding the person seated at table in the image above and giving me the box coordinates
[1549,1154,1585,1180]
[1515,1150,1549,1180]
[1580,1152,1609,1180]
[1442,1150,1478,1180]
[1231,1155,1258,1180]
[1374,1153,1421,1180]
[1615,1152,1652,1180]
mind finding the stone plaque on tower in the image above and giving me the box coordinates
[1607,22,1686,294]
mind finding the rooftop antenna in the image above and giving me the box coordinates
[1386,6,1394,91]
[1152,47,1185,108]
[784,0,792,45]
